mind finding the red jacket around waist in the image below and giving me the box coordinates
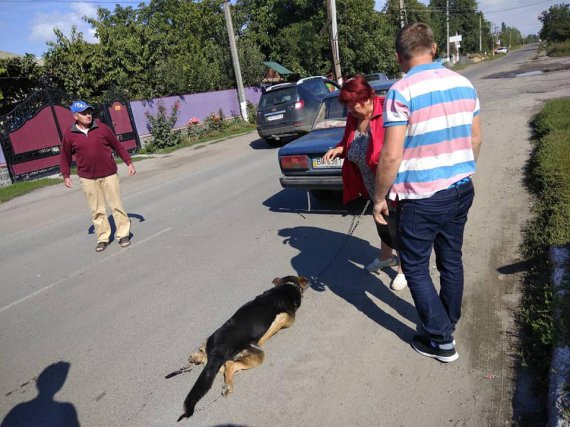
[60,120,132,179]
[335,96,386,204]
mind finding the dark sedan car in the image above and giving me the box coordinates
[256,77,340,147]
[277,80,397,199]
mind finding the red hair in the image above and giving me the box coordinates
[339,75,375,106]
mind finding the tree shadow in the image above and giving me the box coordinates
[88,212,146,241]
[1,361,79,427]
[278,226,419,343]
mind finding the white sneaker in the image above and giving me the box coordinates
[366,256,398,273]
[390,273,408,291]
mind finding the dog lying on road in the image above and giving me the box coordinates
[176,275,309,422]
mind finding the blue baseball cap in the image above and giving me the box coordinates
[70,100,94,114]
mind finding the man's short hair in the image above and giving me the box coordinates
[396,22,434,61]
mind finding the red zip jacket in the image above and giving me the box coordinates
[335,96,386,204]
[60,120,132,179]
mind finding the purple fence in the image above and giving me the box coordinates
[130,86,263,137]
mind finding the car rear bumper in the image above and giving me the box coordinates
[279,175,343,190]
[257,124,311,139]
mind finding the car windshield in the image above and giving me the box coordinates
[312,96,347,130]
[259,87,296,108]
[300,79,331,96]
[365,73,388,82]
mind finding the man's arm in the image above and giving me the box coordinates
[471,114,482,161]
[372,125,407,224]
[59,135,73,188]
[104,125,136,175]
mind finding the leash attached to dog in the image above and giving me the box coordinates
[311,199,371,287]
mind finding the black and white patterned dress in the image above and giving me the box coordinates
[347,129,375,197]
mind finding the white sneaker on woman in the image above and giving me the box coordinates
[391,273,408,291]
[365,256,398,273]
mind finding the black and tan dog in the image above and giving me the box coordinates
[176,275,309,422]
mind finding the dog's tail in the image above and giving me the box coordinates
[177,355,224,422]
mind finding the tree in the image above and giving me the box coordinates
[539,4,570,42]
[0,54,44,114]
[43,26,106,101]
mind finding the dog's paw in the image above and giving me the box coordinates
[222,383,233,397]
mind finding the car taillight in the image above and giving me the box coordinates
[294,100,304,109]
[280,155,309,170]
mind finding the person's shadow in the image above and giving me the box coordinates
[87,213,145,242]
[279,226,419,342]
[1,361,80,427]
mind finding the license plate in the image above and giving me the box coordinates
[266,113,283,121]
[313,156,344,168]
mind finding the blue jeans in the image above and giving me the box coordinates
[397,180,475,344]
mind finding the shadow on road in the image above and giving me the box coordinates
[278,225,418,343]
[1,361,79,427]
[87,212,146,241]
[263,187,370,215]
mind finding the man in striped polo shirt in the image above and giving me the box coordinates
[373,22,482,362]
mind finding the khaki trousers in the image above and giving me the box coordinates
[80,174,131,243]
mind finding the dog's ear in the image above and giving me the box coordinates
[298,276,310,290]
[272,278,281,287]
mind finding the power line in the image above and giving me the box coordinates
[401,0,557,15]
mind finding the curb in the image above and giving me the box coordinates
[548,245,570,427]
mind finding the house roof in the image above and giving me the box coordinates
[262,61,293,75]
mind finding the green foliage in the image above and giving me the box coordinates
[30,0,530,105]
[546,40,570,57]
[0,54,43,114]
[186,112,248,142]
[246,101,257,124]
[540,4,570,43]
[519,97,570,394]
[144,101,183,152]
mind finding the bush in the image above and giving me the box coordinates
[145,101,183,152]
[546,41,570,57]
[246,101,257,125]
[186,112,248,143]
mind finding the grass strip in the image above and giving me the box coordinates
[519,98,570,400]
[0,178,61,203]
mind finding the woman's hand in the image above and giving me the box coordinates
[323,146,343,162]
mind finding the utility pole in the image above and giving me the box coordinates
[399,0,405,28]
[223,1,247,121]
[479,14,482,52]
[327,0,342,84]
[446,0,450,62]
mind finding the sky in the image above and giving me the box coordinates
[0,0,564,58]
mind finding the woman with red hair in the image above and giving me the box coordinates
[323,75,407,291]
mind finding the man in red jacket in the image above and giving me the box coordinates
[60,100,136,253]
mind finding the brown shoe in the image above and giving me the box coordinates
[96,242,109,252]
[118,236,131,247]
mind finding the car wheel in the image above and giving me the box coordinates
[309,190,335,200]
[264,137,281,147]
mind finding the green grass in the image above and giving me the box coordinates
[519,97,570,398]
[142,122,256,154]
[546,41,570,57]
[0,178,61,203]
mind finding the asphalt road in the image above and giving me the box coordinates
[2,45,570,426]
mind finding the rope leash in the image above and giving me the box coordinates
[311,199,371,287]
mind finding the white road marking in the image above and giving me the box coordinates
[0,227,171,314]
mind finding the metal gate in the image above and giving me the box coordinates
[0,90,140,183]
[102,101,140,151]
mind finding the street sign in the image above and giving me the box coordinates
[449,35,462,43]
